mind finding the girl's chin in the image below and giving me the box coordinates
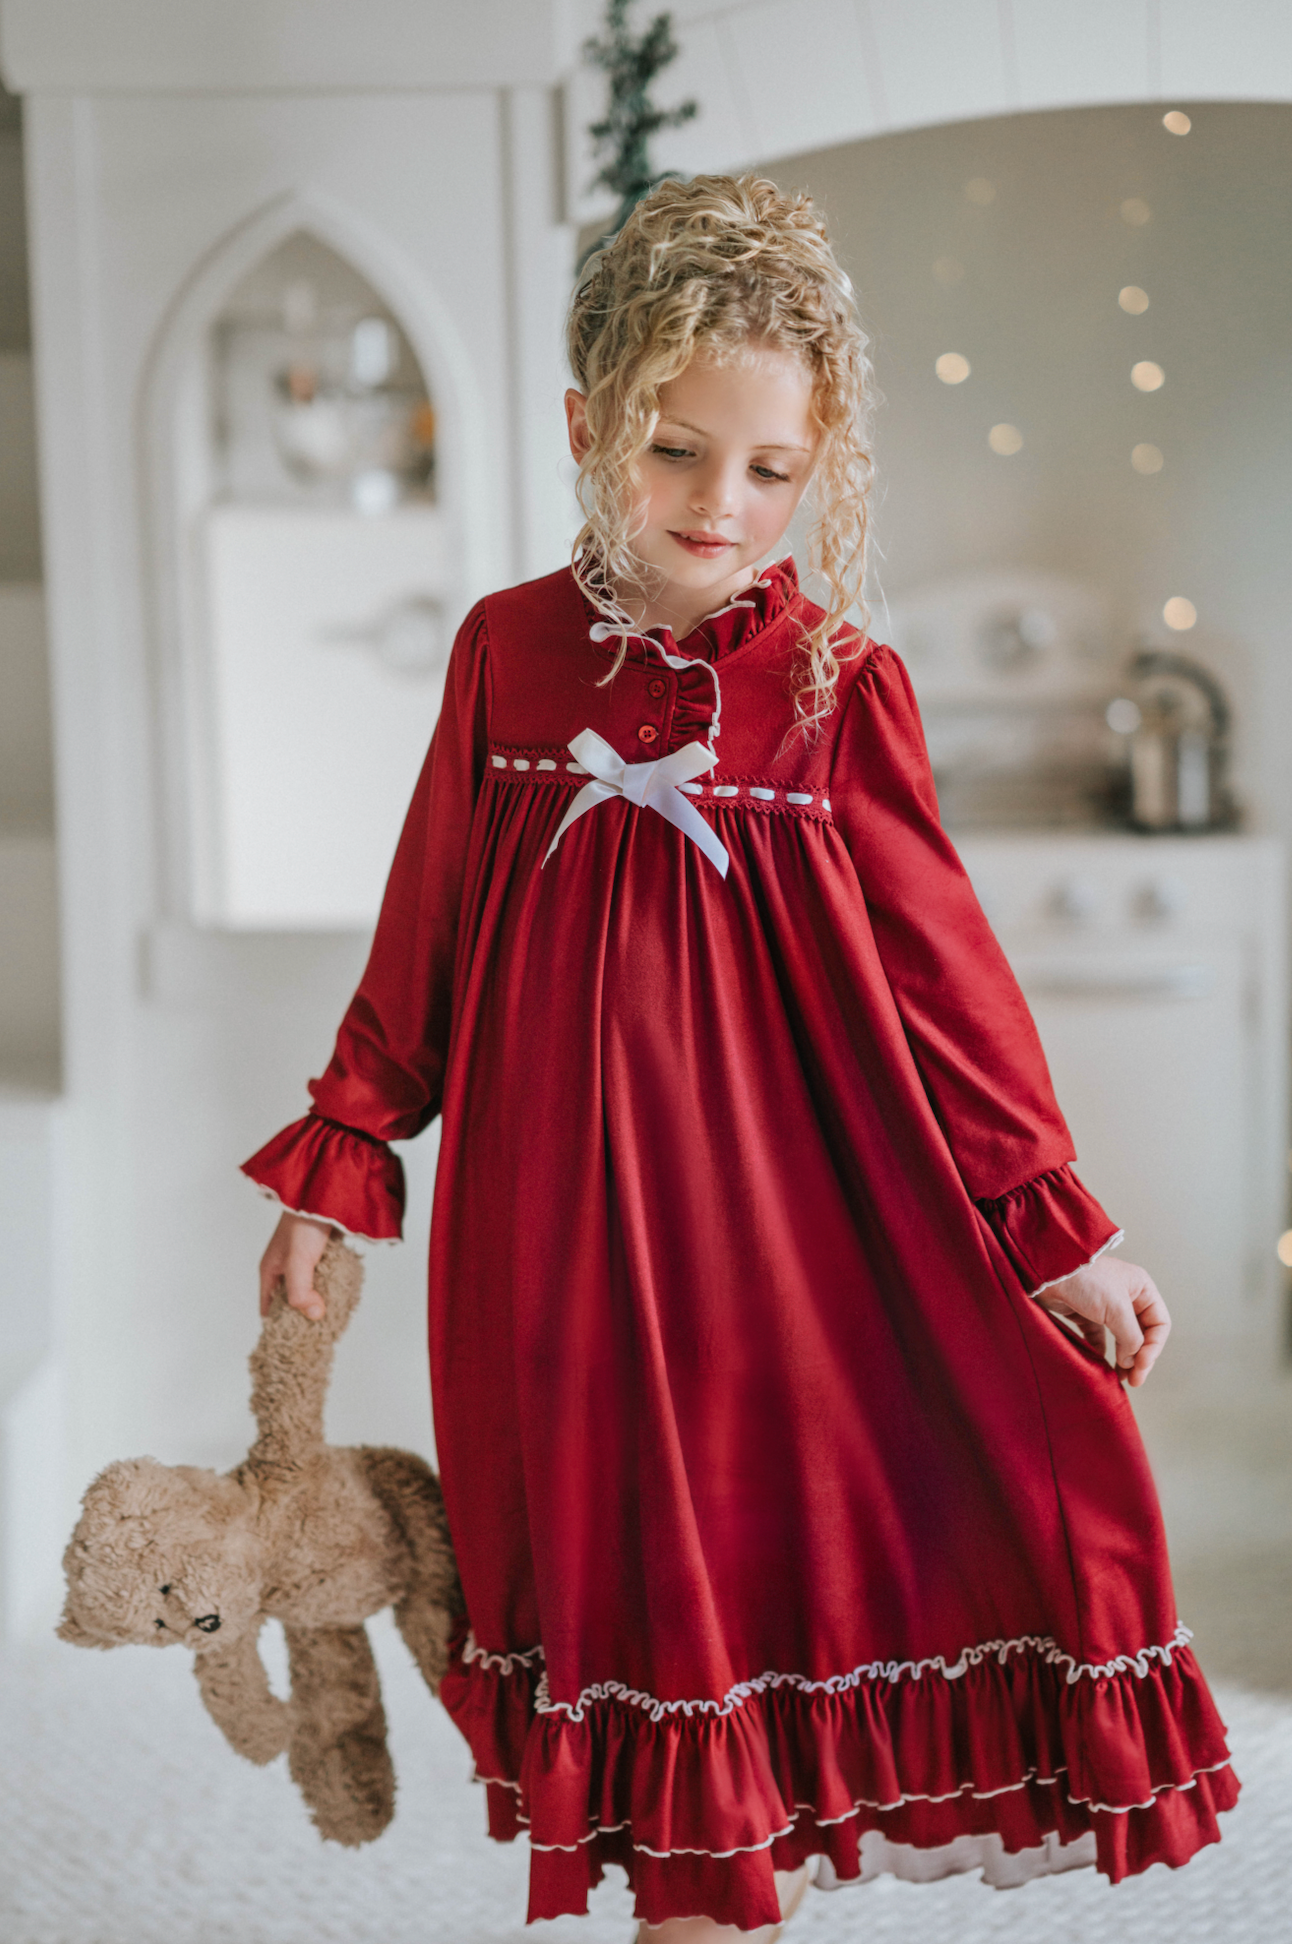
[646,547,749,587]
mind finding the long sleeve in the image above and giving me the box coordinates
[831,642,1120,1291]
[241,600,491,1239]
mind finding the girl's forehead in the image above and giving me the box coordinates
[655,346,816,442]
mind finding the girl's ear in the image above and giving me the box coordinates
[565,388,592,463]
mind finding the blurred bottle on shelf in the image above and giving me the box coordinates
[1106,650,1234,832]
[211,241,436,511]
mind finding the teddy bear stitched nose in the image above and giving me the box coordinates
[194,1614,221,1633]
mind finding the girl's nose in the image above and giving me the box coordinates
[690,463,739,520]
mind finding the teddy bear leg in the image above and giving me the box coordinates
[283,1622,395,1846]
[193,1627,291,1765]
[392,1584,455,1693]
[356,1448,463,1694]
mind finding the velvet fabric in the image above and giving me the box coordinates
[243,562,1234,1925]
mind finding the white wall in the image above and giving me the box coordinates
[567,0,1292,226]
[16,82,570,1576]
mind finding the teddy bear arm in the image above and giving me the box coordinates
[193,1628,291,1765]
[248,1240,364,1475]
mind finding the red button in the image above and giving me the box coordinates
[647,678,667,698]
[638,723,659,744]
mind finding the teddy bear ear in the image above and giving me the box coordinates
[56,1609,102,1648]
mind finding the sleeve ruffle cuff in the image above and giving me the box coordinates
[240,1113,406,1243]
[977,1163,1123,1299]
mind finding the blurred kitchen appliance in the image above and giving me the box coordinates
[1109,649,1233,832]
[886,571,1122,829]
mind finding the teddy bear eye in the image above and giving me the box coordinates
[159,1584,171,1595]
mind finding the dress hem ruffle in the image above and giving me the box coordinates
[439,1624,1238,1924]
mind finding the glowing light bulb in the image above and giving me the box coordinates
[1119,286,1150,314]
[1163,111,1192,136]
[935,353,971,384]
[1131,361,1165,392]
[964,177,996,206]
[1131,444,1164,474]
[1277,1230,1292,1269]
[1163,597,1197,631]
[1121,197,1152,226]
[988,423,1023,456]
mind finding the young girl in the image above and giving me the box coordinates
[244,175,1236,1940]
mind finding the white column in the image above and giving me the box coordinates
[501,84,579,584]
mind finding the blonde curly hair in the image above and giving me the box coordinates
[567,173,875,737]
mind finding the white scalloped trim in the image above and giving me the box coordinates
[461,1637,544,1676]
[472,1755,1234,1859]
[460,1623,1194,1726]
[244,1179,401,1248]
[1028,1228,1125,1300]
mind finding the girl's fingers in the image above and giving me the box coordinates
[258,1244,286,1317]
[1036,1260,1170,1385]
[258,1213,330,1320]
[1076,1315,1106,1354]
[285,1238,327,1320]
[1123,1278,1170,1386]
[1109,1295,1146,1374]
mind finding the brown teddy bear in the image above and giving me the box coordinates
[57,1239,463,1846]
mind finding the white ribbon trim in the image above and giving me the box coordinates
[542,728,730,878]
[460,1622,1197,1725]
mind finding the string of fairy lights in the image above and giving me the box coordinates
[931,108,1197,638]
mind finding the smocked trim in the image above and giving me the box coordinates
[485,748,833,818]
[461,1622,1195,1726]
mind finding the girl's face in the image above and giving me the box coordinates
[566,342,817,635]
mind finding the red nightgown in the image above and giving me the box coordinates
[244,561,1236,1929]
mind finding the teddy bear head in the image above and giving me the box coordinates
[58,1457,264,1651]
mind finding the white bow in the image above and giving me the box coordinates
[542,728,730,878]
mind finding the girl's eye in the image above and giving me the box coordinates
[650,444,693,461]
[752,465,791,483]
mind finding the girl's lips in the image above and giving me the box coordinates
[671,531,736,557]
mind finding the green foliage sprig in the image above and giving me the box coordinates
[582,0,698,257]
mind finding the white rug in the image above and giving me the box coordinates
[1,1615,1286,1944]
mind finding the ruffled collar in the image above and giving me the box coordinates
[581,557,801,666]
[668,556,800,663]
[579,557,802,756]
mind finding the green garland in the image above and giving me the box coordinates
[582,0,698,259]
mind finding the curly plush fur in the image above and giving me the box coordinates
[58,1241,463,1846]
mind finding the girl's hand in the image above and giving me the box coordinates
[1034,1256,1170,1387]
[258,1211,335,1320]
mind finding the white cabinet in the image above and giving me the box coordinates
[200,505,450,928]
[957,834,1287,1384]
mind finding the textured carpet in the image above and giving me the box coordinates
[2,1615,1288,1944]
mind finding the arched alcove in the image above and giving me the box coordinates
[210,231,437,512]
[142,194,488,931]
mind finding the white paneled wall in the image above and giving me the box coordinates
[568,0,1292,225]
[1010,1,1153,108]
